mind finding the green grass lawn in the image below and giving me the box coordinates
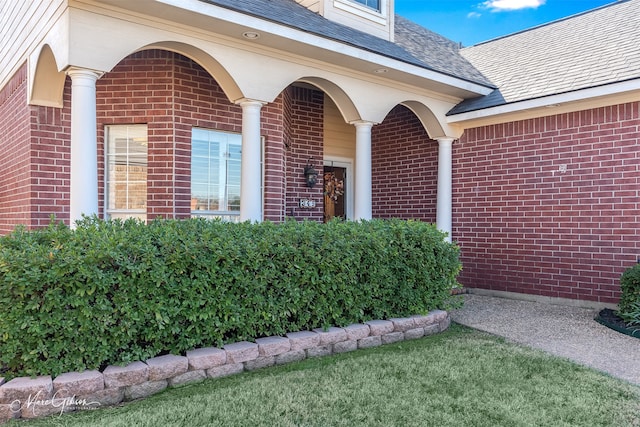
[16,324,640,427]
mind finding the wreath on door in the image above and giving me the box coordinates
[323,171,344,202]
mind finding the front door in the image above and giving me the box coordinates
[323,166,346,222]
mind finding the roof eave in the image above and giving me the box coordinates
[91,0,494,98]
[446,79,640,128]
[201,1,496,97]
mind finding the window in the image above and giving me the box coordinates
[105,125,148,221]
[191,129,242,222]
[352,0,380,11]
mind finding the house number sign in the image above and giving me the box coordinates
[299,198,316,208]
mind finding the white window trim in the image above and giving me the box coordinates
[334,0,387,24]
[190,129,265,222]
[104,124,148,221]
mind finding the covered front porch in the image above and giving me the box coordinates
[25,1,493,239]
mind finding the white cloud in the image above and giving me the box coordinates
[467,11,482,18]
[481,0,546,12]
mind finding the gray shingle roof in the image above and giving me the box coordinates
[393,15,492,87]
[451,0,640,115]
[198,0,494,88]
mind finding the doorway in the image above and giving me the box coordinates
[323,158,353,222]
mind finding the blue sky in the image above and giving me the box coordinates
[395,0,622,46]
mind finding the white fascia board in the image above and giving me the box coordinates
[447,79,640,124]
[156,0,493,97]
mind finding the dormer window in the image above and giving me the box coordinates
[320,0,393,41]
[352,0,380,11]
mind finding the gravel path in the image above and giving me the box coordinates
[451,294,640,386]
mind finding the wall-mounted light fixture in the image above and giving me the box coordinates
[303,159,319,188]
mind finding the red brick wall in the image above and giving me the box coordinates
[455,102,640,304]
[0,64,32,233]
[97,50,184,219]
[262,92,287,222]
[285,86,324,221]
[171,51,243,219]
[97,50,286,220]
[0,64,70,233]
[30,86,71,228]
[372,105,438,221]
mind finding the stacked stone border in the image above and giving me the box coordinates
[0,310,450,423]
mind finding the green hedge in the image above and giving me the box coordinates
[0,217,461,379]
[619,264,640,326]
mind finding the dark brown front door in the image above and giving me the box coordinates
[323,166,346,222]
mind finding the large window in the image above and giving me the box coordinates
[105,125,148,221]
[352,0,380,11]
[191,129,242,222]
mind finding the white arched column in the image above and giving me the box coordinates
[67,68,101,227]
[436,137,455,242]
[353,121,374,221]
[237,99,265,222]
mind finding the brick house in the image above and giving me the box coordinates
[1,0,638,306]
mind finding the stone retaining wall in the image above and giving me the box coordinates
[0,310,450,423]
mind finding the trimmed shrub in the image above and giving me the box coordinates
[0,217,461,379]
[619,264,640,325]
